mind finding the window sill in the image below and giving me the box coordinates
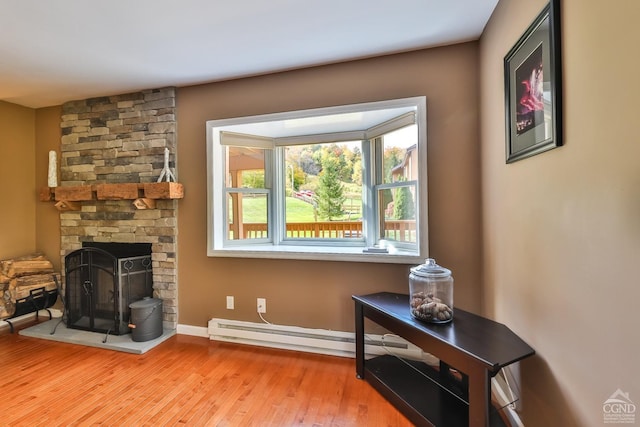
[207,244,423,264]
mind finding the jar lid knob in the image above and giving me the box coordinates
[410,257,451,277]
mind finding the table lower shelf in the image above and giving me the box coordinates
[364,355,507,427]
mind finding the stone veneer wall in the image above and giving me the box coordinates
[59,87,178,328]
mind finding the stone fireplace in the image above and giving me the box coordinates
[58,87,178,329]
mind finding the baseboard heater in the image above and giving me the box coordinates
[208,318,424,359]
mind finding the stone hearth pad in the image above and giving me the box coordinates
[19,319,176,354]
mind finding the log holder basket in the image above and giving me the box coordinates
[3,280,57,333]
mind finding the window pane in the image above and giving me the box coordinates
[382,124,418,184]
[378,184,417,243]
[284,142,362,239]
[226,146,266,188]
[227,192,268,240]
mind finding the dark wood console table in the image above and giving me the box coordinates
[353,292,534,427]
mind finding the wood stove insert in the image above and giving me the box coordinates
[65,243,153,337]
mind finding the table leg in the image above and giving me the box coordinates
[354,302,364,379]
[468,366,490,427]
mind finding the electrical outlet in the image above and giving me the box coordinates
[257,298,266,313]
[226,296,234,310]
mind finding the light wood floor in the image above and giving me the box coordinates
[1,320,412,426]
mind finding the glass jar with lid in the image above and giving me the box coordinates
[409,258,453,323]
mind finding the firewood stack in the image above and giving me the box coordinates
[0,253,60,320]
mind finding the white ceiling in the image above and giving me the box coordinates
[0,0,498,109]
[216,103,418,139]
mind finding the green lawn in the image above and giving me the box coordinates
[240,196,362,223]
[286,197,316,222]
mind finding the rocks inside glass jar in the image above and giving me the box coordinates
[410,292,453,322]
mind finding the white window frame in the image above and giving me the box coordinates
[206,97,428,264]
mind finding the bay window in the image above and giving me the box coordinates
[206,97,427,263]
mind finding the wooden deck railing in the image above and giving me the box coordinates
[381,220,417,242]
[231,220,416,241]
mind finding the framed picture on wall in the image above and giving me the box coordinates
[504,0,562,163]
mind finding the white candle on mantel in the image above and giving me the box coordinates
[47,150,58,187]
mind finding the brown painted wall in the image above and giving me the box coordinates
[35,106,62,270]
[177,43,482,329]
[0,101,36,259]
[480,0,640,425]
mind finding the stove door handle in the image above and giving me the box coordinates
[82,280,92,295]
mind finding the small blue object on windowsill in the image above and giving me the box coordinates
[362,246,389,254]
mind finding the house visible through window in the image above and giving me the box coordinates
[206,97,428,263]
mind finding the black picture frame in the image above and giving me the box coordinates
[504,0,562,163]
